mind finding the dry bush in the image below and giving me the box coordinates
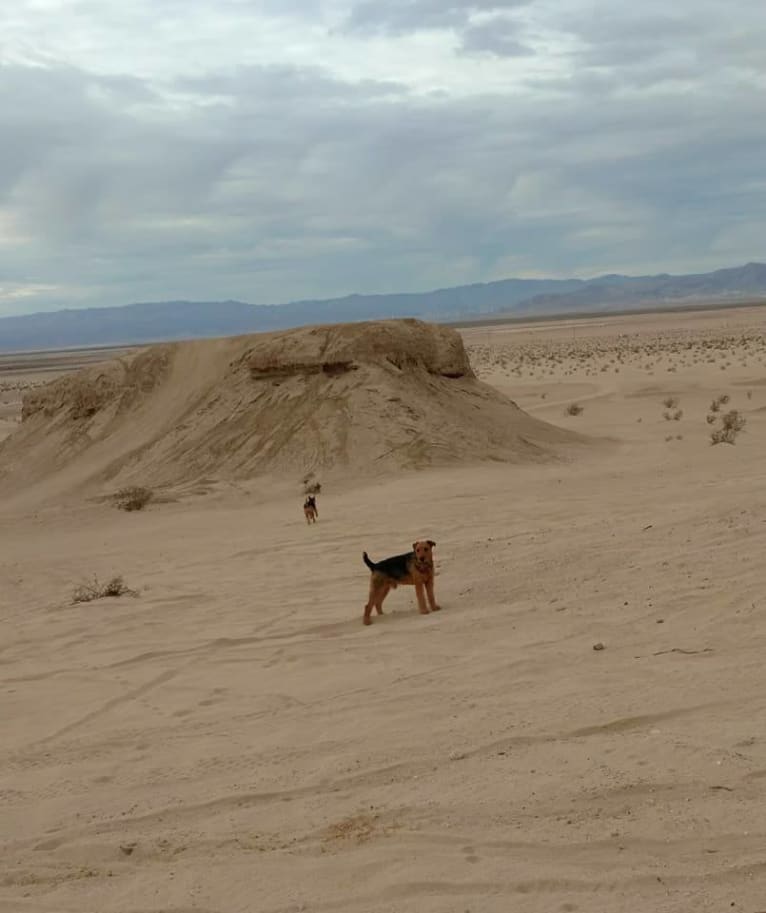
[673,409,683,421]
[747,390,753,400]
[710,410,746,445]
[721,409,745,432]
[72,575,136,604]
[565,403,584,416]
[710,394,730,412]
[710,428,731,445]
[663,411,672,421]
[662,396,679,409]
[706,413,717,424]
[113,486,153,511]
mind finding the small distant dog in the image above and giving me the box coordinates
[303,495,318,524]
[361,540,440,625]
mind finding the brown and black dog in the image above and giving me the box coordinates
[362,540,440,625]
[303,495,318,524]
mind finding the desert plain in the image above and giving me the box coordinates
[2,304,766,913]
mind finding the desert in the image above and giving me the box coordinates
[2,304,766,913]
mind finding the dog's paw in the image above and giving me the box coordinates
[432,605,442,612]
[363,617,373,625]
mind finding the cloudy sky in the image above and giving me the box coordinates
[1,0,764,316]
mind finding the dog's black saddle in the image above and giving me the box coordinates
[364,551,413,580]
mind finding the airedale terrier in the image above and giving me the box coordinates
[303,495,318,524]
[361,540,440,625]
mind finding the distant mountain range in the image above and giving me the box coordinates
[1,262,765,352]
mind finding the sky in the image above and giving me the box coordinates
[1,0,765,316]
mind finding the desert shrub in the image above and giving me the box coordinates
[662,396,679,409]
[113,486,153,511]
[706,413,717,424]
[710,394,730,413]
[72,575,136,604]
[566,403,583,416]
[673,410,683,421]
[721,410,746,432]
[301,472,323,495]
[711,410,746,445]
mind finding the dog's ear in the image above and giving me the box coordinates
[412,542,418,552]
[427,539,436,548]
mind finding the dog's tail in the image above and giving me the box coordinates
[362,551,376,572]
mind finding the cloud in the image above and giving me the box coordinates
[557,0,766,80]
[0,0,764,315]
[344,0,531,36]
[459,16,534,57]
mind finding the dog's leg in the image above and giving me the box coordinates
[375,583,391,615]
[364,578,379,625]
[426,578,441,612]
[415,581,429,615]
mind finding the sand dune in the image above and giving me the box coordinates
[2,307,766,912]
[0,347,135,446]
[0,320,583,506]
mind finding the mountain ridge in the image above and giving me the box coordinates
[1,262,764,352]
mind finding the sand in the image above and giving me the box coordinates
[2,306,766,912]
[0,347,135,446]
[0,321,582,506]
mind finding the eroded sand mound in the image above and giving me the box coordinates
[0,319,583,497]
